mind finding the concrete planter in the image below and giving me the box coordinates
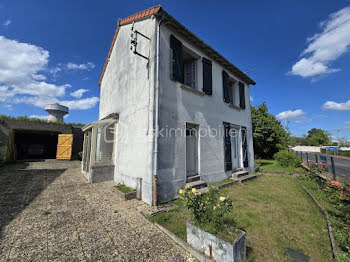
[114,187,137,200]
[187,221,246,262]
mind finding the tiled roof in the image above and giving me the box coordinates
[98,5,256,87]
[98,5,161,86]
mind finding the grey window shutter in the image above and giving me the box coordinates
[202,58,212,95]
[170,34,183,83]
[223,122,232,171]
[241,126,249,167]
[222,70,230,103]
[239,82,246,109]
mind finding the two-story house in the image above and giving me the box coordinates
[81,5,256,205]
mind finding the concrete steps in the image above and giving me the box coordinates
[232,170,249,178]
[231,174,259,183]
[196,187,209,194]
[186,175,201,183]
[185,180,208,190]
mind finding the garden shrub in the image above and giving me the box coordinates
[179,186,232,234]
[274,150,300,167]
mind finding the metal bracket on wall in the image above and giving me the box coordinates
[130,22,150,60]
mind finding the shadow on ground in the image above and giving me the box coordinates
[0,160,67,240]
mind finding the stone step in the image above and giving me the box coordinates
[232,170,249,178]
[234,167,244,172]
[232,174,258,183]
[185,180,208,190]
[186,175,201,183]
[196,187,209,194]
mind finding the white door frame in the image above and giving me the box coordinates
[186,123,199,178]
[230,124,243,170]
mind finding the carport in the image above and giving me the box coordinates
[14,130,60,160]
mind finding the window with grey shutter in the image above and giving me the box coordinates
[222,70,232,103]
[202,58,212,95]
[239,82,246,109]
[170,34,183,83]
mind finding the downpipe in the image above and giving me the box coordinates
[153,15,165,206]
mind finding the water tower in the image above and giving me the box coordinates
[45,103,69,122]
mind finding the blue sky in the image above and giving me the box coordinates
[1,0,350,139]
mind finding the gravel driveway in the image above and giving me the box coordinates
[0,160,191,261]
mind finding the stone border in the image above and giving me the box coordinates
[154,222,213,262]
[187,221,246,262]
[113,187,137,200]
[261,170,293,175]
[295,177,337,262]
[216,173,263,190]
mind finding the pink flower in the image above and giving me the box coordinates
[308,160,312,162]
[340,174,345,177]
[331,181,339,186]
[314,163,318,165]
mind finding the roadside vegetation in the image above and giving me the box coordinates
[150,175,333,261]
[297,163,350,262]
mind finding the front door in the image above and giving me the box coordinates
[186,124,198,177]
[230,128,239,170]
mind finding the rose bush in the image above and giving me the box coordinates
[179,186,233,233]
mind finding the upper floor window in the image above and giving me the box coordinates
[170,34,199,90]
[223,70,246,109]
[184,53,196,89]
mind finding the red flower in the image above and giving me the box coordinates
[295,168,298,171]
[331,181,339,186]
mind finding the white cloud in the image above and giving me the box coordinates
[289,6,350,78]
[276,109,306,120]
[32,74,47,81]
[47,66,61,77]
[345,121,350,126]
[322,100,350,111]
[0,35,98,111]
[3,20,11,26]
[70,89,88,99]
[60,97,99,110]
[29,114,48,120]
[67,62,95,70]
[250,96,254,102]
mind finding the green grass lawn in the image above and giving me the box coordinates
[149,174,333,261]
[259,159,297,173]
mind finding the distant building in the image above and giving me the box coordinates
[45,103,69,122]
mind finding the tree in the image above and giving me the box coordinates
[305,128,331,146]
[251,102,290,158]
[338,137,350,147]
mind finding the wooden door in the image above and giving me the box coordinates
[56,134,73,160]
